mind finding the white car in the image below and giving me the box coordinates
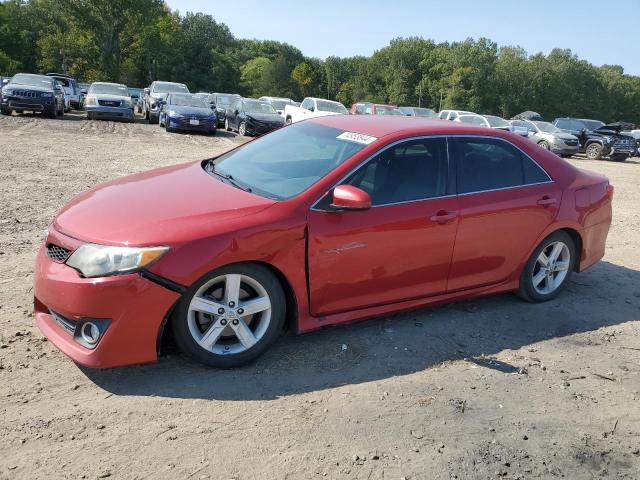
[46,73,82,110]
[258,96,295,116]
[438,109,474,121]
[455,114,529,137]
[284,97,347,124]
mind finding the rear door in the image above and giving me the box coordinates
[307,137,459,316]
[446,136,561,292]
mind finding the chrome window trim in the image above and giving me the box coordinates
[310,134,555,212]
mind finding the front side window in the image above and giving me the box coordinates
[346,138,448,206]
[301,99,313,110]
[452,137,550,194]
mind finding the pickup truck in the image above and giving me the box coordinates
[283,97,347,124]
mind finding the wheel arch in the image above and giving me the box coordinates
[158,259,299,352]
[559,227,583,273]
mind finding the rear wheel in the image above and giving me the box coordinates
[517,231,575,302]
[238,121,247,136]
[172,264,286,368]
[585,142,603,160]
[538,140,550,150]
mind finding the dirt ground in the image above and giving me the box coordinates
[1,111,639,480]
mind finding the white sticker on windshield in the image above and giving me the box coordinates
[336,131,378,145]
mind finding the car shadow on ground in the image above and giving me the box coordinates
[82,260,640,401]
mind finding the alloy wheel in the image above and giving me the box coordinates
[586,144,600,159]
[531,241,570,295]
[239,122,246,136]
[187,273,272,355]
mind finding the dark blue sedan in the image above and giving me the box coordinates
[159,93,217,134]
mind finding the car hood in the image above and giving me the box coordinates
[594,122,634,134]
[54,161,275,246]
[8,83,52,93]
[246,112,284,123]
[553,132,578,140]
[169,105,214,116]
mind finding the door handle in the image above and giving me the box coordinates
[537,196,556,207]
[430,210,457,224]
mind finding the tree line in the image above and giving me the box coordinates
[1,0,639,124]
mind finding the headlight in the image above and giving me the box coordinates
[85,96,97,106]
[169,110,181,117]
[41,92,53,98]
[3,88,13,96]
[603,136,612,144]
[66,244,169,278]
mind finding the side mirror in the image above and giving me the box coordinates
[308,106,315,112]
[144,88,150,95]
[330,185,371,211]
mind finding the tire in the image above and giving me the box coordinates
[585,142,603,160]
[86,112,94,121]
[46,104,57,119]
[285,116,292,125]
[209,127,216,136]
[517,231,575,303]
[538,140,550,150]
[58,103,64,117]
[238,121,247,136]
[225,118,231,131]
[1,107,10,116]
[172,263,286,368]
[610,154,627,162]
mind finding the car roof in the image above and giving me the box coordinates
[309,114,516,138]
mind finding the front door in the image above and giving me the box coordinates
[307,137,459,316]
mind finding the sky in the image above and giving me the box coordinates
[165,0,640,76]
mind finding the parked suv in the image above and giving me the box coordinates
[210,92,241,128]
[46,73,82,110]
[553,118,636,161]
[1,73,65,118]
[142,81,190,124]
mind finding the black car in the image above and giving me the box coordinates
[1,73,65,118]
[211,92,241,128]
[225,98,284,136]
[553,118,636,161]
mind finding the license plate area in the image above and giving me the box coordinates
[189,119,200,125]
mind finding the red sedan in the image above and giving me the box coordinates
[34,116,613,368]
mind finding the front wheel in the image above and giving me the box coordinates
[538,140,550,150]
[172,264,286,368]
[238,121,247,136]
[585,142,603,160]
[517,231,575,302]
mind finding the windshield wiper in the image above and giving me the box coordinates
[207,161,252,193]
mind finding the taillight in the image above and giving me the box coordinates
[606,182,614,198]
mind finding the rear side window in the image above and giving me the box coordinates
[452,137,550,194]
[346,138,449,206]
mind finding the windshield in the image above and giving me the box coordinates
[210,122,369,199]
[485,115,509,128]
[89,83,129,96]
[245,101,276,114]
[271,99,291,110]
[375,105,402,115]
[317,100,347,114]
[216,94,239,106]
[11,74,54,88]
[129,88,142,97]
[413,108,437,117]
[458,115,486,126]
[169,94,208,108]
[533,121,562,134]
[582,119,605,131]
[153,83,189,94]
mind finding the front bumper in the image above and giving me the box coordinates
[246,121,283,136]
[34,228,180,368]
[167,116,216,132]
[2,95,54,112]
[86,105,134,120]
[551,144,579,156]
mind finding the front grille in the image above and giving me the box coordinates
[13,90,43,98]
[46,244,71,263]
[98,99,121,107]
[613,138,636,153]
[49,310,76,335]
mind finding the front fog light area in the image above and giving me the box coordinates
[74,318,111,349]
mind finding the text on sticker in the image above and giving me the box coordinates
[336,131,378,145]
